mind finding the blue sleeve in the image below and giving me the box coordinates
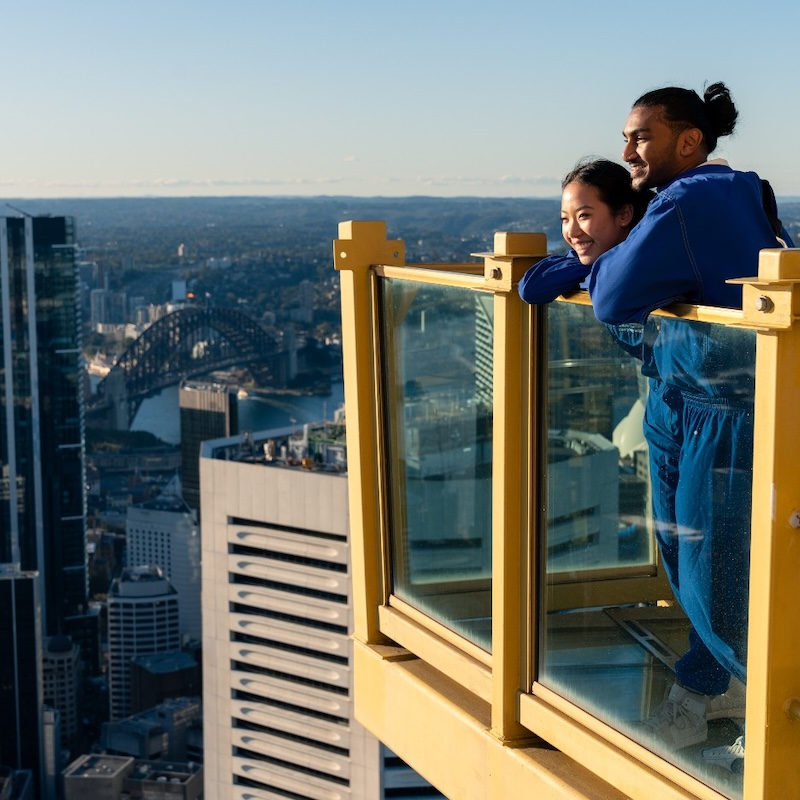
[588,197,699,324]
[518,252,590,305]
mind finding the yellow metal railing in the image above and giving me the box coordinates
[334,220,800,800]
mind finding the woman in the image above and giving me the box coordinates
[518,158,652,304]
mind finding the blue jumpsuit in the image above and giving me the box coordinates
[648,319,756,688]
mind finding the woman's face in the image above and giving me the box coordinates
[561,181,632,265]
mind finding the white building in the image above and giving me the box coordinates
[547,429,621,571]
[200,419,444,799]
[42,635,81,747]
[126,493,201,642]
[107,566,181,721]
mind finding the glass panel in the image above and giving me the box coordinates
[540,302,753,799]
[380,278,493,651]
[547,303,654,573]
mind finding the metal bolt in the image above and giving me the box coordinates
[755,295,774,313]
[789,510,800,529]
[785,697,800,720]
[488,267,502,280]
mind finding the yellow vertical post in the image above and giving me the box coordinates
[485,232,547,742]
[334,220,405,645]
[740,248,800,798]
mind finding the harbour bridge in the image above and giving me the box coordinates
[89,306,292,429]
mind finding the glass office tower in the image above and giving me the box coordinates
[0,215,88,638]
[0,215,91,795]
[0,566,43,791]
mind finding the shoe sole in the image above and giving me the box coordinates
[641,722,708,749]
[702,755,744,775]
[706,706,745,721]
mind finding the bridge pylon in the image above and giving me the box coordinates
[104,368,130,431]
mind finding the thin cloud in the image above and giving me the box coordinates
[0,173,564,197]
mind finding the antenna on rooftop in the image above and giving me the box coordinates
[6,203,34,217]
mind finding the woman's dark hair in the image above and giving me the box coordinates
[632,81,738,154]
[562,158,654,225]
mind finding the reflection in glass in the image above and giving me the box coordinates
[541,303,753,798]
[380,279,493,650]
[547,303,652,572]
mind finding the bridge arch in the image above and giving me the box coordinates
[92,306,290,428]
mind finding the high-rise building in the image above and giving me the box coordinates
[41,708,61,800]
[0,214,96,795]
[290,278,314,324]
[126,493,201,641]
[178,381,238,513]
[0,216,89,637]
[0,566,44,793]
[200,417,444,799]
[89,288,109,328]
[107,566,181,721]
[42,635,82,751]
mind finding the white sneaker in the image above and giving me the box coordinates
[643,683,708,749]
[702,733,745,774]
[707,678,746,721]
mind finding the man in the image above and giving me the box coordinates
[588,82,790,773]
[589,82,785,322]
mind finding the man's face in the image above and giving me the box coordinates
[622,105,685,190]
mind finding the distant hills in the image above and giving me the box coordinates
[4,195,800,258]
[1,196,566,250]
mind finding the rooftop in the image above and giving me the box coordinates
[128,760,201,785]
[132,651,197,674]
[207,408,347,474]
[63,754,133,779]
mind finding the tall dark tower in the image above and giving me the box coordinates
[0,215,89,634]
[0,566,43,793]
[0,216,100,784]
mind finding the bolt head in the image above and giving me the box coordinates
[755,295,774,313]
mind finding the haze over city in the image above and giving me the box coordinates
[2,0,800,199]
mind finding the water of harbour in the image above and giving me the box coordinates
[129,382,345,445]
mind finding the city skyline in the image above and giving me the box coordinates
[2,0,800,200]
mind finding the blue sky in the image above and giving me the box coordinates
[3,0,799,198]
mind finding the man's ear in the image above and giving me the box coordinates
[679,127,704,157]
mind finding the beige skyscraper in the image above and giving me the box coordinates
[200,417,443,799]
